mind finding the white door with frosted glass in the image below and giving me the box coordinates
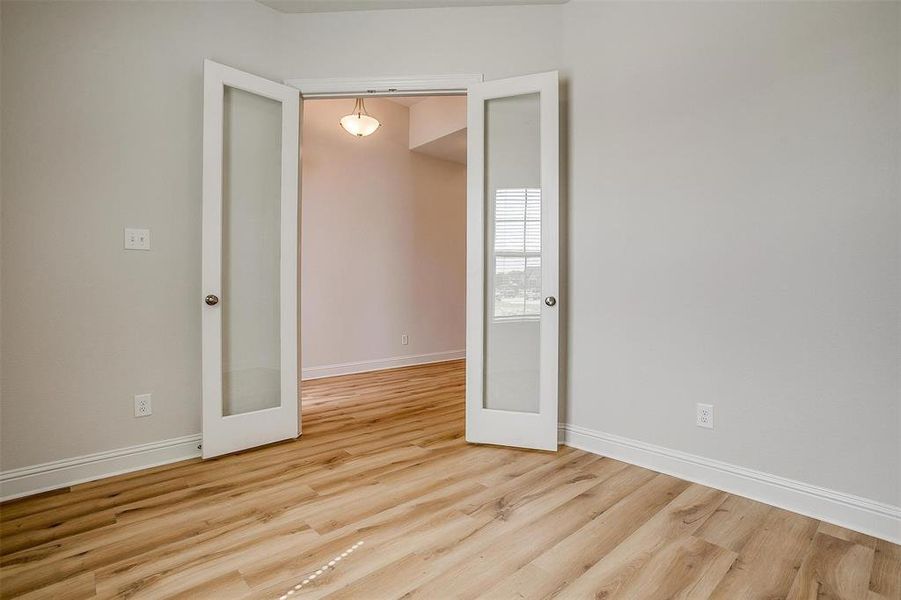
[466,71,559,451]
[201,60,300,458]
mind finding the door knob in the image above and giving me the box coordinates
[205,294,219,306]
[545,296,557,307]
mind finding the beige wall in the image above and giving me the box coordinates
[300,98,465,372]
[1,0,898,510]
[408,96,466,151]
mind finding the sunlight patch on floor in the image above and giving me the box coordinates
[277,541,365,599]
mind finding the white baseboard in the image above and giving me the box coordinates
[8,402,892,544]
[1,353,466,502]
[0,434,202,502]
[559,424,901,544]
[302,349,465,380]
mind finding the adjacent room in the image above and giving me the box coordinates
[0,1,899,599]
[300,95,466,381]
[299,95,467,436]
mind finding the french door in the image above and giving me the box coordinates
[201,60,300,458]
[466,71,560,451]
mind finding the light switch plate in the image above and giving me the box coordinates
[124,228,151,250]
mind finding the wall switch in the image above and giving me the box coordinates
[401,334,409,345]
[124,228,151,250]
[696,403,714,429]
[134,393,152,417]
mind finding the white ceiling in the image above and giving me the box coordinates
[258,0,567,14]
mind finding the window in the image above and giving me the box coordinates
[493,188,541,319]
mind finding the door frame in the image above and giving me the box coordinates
[285,73,482,419]
[284,74,483,98]
[287,72,560,450]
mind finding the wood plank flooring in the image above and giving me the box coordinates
[1,360,897,599]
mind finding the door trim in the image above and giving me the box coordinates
[284,74,483,98]
[283,74,481,429]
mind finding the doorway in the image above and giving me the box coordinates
[299,95,467,392]
[200,65,560,458]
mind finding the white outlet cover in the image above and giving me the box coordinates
[696,403,714,429]
[124,228,151,251]
[135,393,152,417]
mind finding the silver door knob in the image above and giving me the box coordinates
[205,294,219,306]
[545,296,557,307]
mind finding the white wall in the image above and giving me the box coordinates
[0,1,284,471]
[0,0,555,474]
[300,98,465,373]
[1,1,898,512]
[562,1,900,507]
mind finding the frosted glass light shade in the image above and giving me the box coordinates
[340,98,381,137]
[340,113,381,137]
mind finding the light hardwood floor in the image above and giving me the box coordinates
[1,360,898,599]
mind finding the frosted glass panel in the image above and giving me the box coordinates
[222,86,282,417]
[484,93,541,413]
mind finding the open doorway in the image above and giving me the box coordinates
[298,95,467,425]
[201,63,559,458]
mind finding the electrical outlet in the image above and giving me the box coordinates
[134,393,152,417]
[124,228,151,251]
[401,334,409,345]
[696,403,714,429]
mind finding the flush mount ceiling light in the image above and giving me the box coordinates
[339,98,381,137]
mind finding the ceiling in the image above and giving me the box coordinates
[258,0,567,13]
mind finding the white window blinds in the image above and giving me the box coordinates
[493,188,541,318]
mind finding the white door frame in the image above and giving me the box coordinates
[284,73,482,416]
[287,73,559,451]
[284,74,483,97]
